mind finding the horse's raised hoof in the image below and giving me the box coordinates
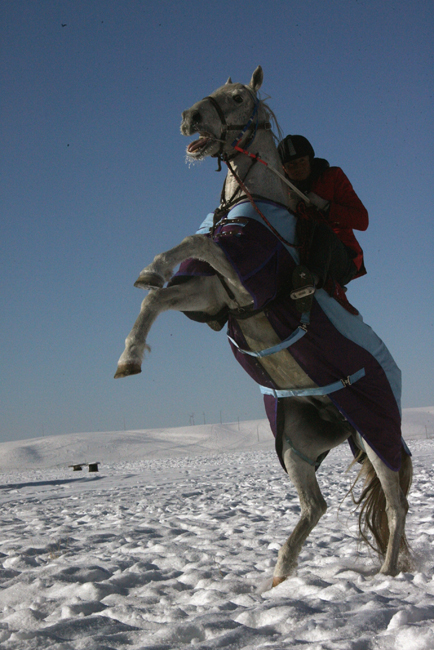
[134,272,165,290]
[272,576,287,588]
[114,363,142,378]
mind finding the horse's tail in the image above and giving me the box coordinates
[353,448,412,558]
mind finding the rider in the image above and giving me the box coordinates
[277,135,368,311]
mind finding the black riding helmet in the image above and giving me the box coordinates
[278,135,315,163]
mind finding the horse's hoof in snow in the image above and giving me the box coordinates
[272,576,287,588]
[114,363,142,378]
[134,272,165,289]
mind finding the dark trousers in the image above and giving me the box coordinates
[308,222,357,287]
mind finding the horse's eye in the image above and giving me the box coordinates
[233,95,243,104]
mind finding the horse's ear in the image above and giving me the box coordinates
[248,66,263,92]
[225,77,233,85]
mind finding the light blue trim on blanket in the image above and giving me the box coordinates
[197,201,402,413]
[196,213,218,234]
[260,367,366,399]
[314,290,402,414]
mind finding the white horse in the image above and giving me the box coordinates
[115,67,412,586]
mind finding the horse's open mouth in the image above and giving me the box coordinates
[187,134,216,158]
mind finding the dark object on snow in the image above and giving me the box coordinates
[69,462,100,472]
[69,464,84,471]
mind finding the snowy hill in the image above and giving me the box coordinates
[0,408,432,472]
[400,406,434,440]
[0,408,434,649]
[0,419,273,472]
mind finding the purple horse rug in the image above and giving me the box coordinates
[171,200,407,472]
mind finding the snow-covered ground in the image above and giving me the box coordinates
[0,408,433,649]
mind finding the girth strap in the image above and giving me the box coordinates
[259,367,366,399]
[227,312,310,358]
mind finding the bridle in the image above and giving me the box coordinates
[202,90,271,166]
[202,91,310,207]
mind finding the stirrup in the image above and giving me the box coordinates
[290,285,315,300]
[291,266,316,313]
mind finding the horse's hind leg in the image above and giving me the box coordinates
[272,398,352,586]
[362,444,411,575]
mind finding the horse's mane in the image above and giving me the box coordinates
[260,96,284,145]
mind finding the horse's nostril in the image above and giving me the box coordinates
[192,111,202,124]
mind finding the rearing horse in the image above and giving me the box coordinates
[115,66,412,586]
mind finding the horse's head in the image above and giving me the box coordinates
[181,66,265,161]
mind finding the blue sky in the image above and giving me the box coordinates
[1,0,433,443]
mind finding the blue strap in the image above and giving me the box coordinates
[227,312,310,358]
[260,367,366,399]
[231,97,260,148]
[285,435,328,468]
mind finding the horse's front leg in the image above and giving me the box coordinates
[134,234,242,289]
[115,277,226,378]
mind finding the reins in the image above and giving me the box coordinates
[230,141,312,206]
[224,157,299,250]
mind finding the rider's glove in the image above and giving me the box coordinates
[306,192,330,212]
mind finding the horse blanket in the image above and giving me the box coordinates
[171,200,407,471]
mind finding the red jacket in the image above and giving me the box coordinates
[311,166,368,277]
